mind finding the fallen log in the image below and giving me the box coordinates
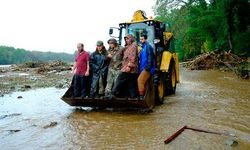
[164,126,236,144]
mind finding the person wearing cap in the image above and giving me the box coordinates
[89,40,109,98]
[104,38,124,98]
[71,43,90,98]
[111,34,139,98]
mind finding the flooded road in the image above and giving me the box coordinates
[0,68,249,150]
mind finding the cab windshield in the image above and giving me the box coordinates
[120,23,155,48]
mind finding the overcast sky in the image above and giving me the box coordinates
[0,0,156,54]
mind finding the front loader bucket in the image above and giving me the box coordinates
[61,80,155,109]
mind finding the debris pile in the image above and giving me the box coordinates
[9,60,72,74]
[0,60,72,95]
[36,60,72,74]
[185,51,249,79]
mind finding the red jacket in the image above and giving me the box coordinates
[121,34,138,73]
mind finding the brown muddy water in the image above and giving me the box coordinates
[0,68,249,150]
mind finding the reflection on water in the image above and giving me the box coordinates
[0,68,250,149]
[0,65,11,68]
[0,72,29,78]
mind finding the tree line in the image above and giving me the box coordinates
[0,46,75,64]
[154,0,250,61]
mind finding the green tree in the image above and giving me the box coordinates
[0,46,75,64]
[154,0,250,61]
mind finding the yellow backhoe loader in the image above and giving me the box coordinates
[61,10,179,110]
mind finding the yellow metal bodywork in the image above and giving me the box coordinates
[160,51,172,72]
[163,32,173,41]
[160,51,180,82]
[124,10,162,24]
[163,32,173,46]
[125,19,162,24]
[138,45,142,53]
[132,10,147,22]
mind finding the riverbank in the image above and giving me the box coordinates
[0,61,73,96]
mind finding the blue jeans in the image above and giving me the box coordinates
[72,75,87,97]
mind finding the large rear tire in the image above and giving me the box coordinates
[165,60,177,95]
[144,78,155,109]
[154,73,165,105]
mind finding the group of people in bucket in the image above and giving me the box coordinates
[72,34,155,100]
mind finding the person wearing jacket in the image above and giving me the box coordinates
[90,41,109,97]
[111,34,138,98]
[137,34,155,100]
[104,38,124,98]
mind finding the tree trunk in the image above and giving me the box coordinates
[226,0,234,51]
[228,34,233,51]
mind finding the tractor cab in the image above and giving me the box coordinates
[117,20,165,49]
[109,10,173,54]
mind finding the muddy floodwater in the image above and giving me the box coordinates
[0,68,249,150]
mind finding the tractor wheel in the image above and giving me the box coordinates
[144,78,155,109]
[165,60,177,95]
[155,73,165,105]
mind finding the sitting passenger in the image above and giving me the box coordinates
[90,41,109,98]
[72,43,90,98]
[104,38,124,98]
[111,34,138,98]
[137,34,155,100]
